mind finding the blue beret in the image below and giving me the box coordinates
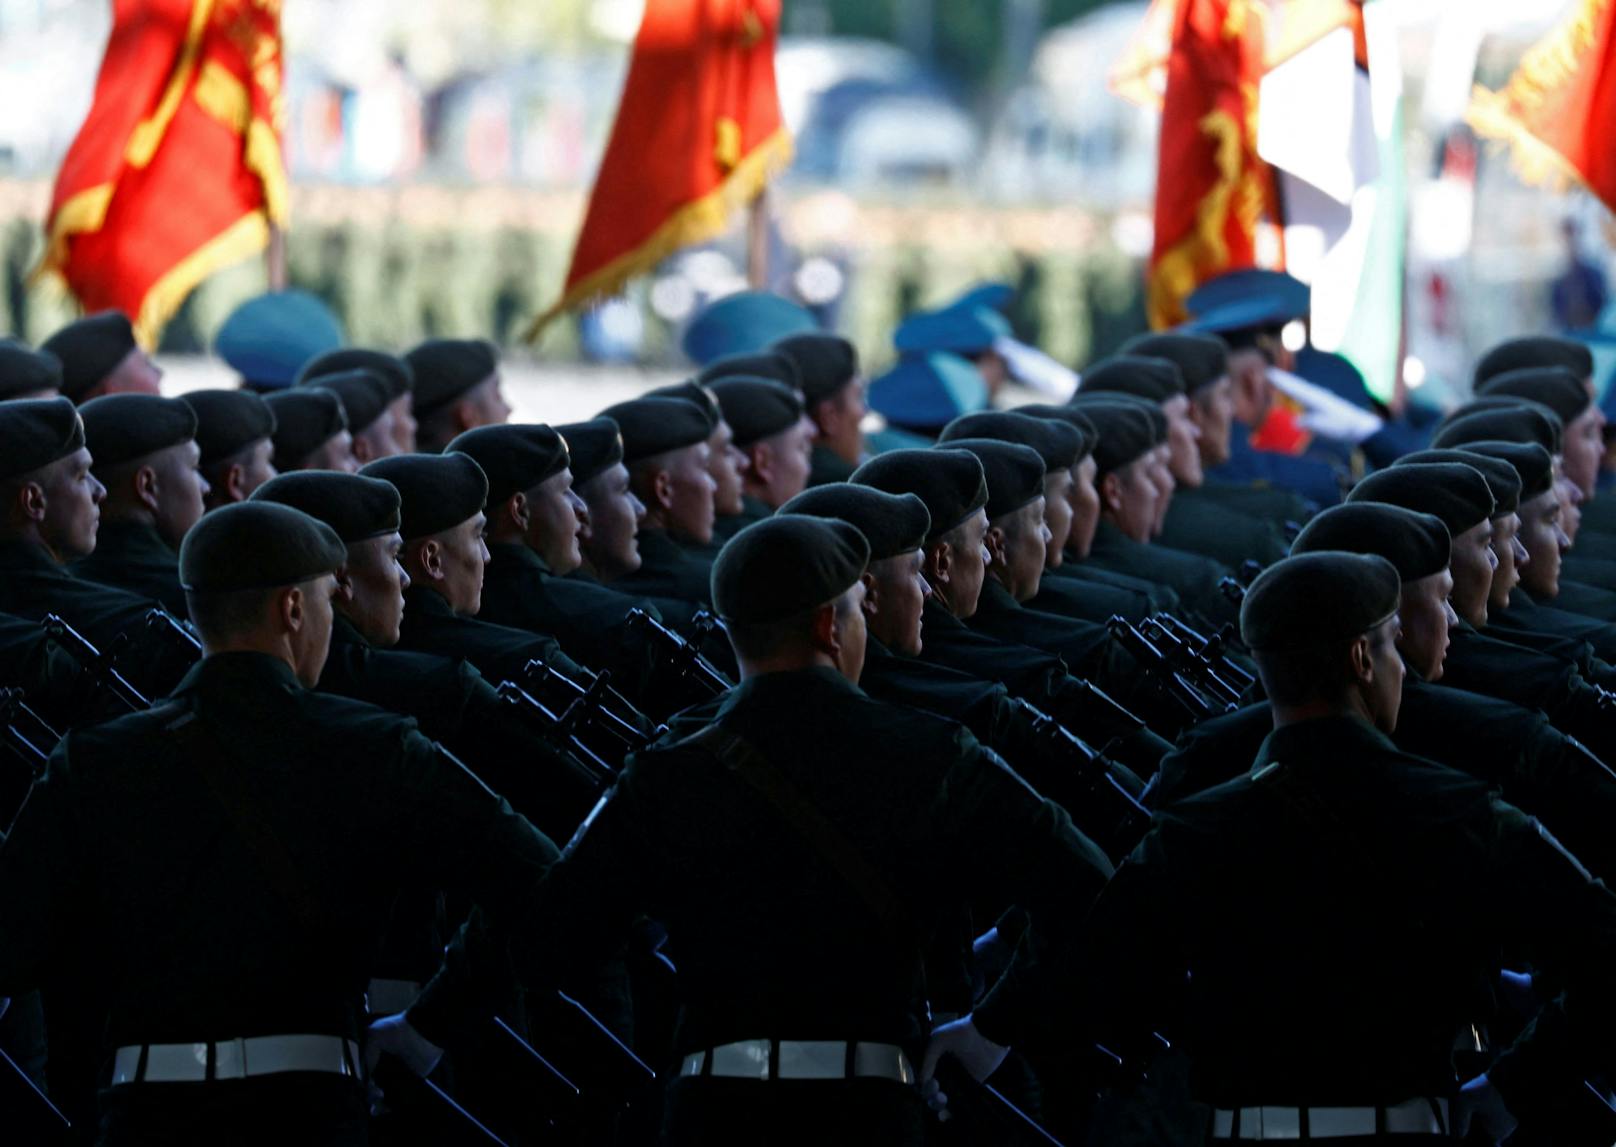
[866,352,989,432]
[215,291,345,391]
[1185,269,1309,324]
[1293,347,1377,411]
[681,291,819,366]
[944,282,1015,314]
[893,306,1010,356]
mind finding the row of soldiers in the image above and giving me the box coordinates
[2,284,1616,1146]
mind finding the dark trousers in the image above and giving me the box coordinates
[96,1075,367,1147]
[661,1075,926,1147]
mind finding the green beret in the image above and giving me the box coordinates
[0,338,63,400]
[447,423,570,505]
[708,377,805,448]
[557,418,624,486]
[296,347,413,399]
[1349,462,1495,537]
[305,369,392,434]
[1475,335,1593,387]
[41,312,136,402]
[0,397,84,481]
[1451,440,1555,501]
[940,410,1081,472]
[1475,365,1591,425]
[935,438,1046,522]
[599,397,715,464]
[1293,503,1451,583]
[698,351,801,393]
[179,502,348,594]
[265,389,348,470]
[645,379,723,425]
[1240,551,1402,653]
[1434,400,1562,455]
[79,394,197,470]
[1118,332,1229,391]
[250,471,402,544]
[1014,404,1099,462]
[780,483,931,561]
[772,333,859,405]
[1396,448,1522,516]
[1072,398,1159,476]
[361,452,488,540]
[711,515,870,625]
[405,339,498,417]
[183,389,277,466]
[1079,354,1188,404]
[852,447,989,542]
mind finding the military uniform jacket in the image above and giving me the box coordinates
[1027,565,1156,624]
[808,443,858,488]
[976,715,1616,1115]
[1207,421,1343,509]
[858,635,1016,745]
[1547,578,1616,624]
[1044,559,1185,616]
[0,652,557,1053]
[706,493,774,549]
[1086,519,1236,626]
[610,528,716,607]
[409,666,1113,1059]
[1154,676,1616,880]
[0,539,160,659]
[69,521,187,619]
[1492,590,1616,665]
[396,585,587,689]
[1158,487,1290,569]
[478,542,659,698]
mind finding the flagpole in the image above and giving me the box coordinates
[747,188,770,289]
[265,224,288,291]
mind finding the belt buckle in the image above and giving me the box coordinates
[214,1036,247,1081]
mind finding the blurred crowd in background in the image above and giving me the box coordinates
[0,0,1607,403]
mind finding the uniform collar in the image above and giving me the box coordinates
[0,537,62,571]
[91,519,177,560]
[330,612,369,647]
[921,597,971,632]
[1253,714,1397,771]
[487,540,552,576]
[725,664,861,709]
[973,577,1021,615]
[403,584,458,618]
[172,650,303,697]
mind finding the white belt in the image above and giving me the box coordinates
[110,1035,361,1086]
[679,1040,915,1084]
[1211,1098,1449,1139]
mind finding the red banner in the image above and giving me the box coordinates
[528,0,791,337]
[39,0,287,347]
[1146,0,1277,330]
[1469,0,1616,213]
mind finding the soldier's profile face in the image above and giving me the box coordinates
[1042,469,1074,566]
[389,395,418,454]
[1397,569,1454,683]
[950,509,991,619]
[579,464,642,578]
[151,439,209,548]
[1564,407,1605,498]
[437,512,491,615]
[1517,490,1566,599]
[1190,377,1235,467]
[291,573,339,688]
[40,447,104,561]
[665,443,717,545]
[1163,395,1204,488]
[1366,615,1405,733]
[1001,498,1051,602]
[305,430,358,476]
[1447,519,1497,628]
[526,469,584,574]
[1066,457,1101,558]
[1487,513,1525,612]
[868,550,928,657]
[707,420,746,516]
[1108,459,1159,543]
[344,532,408,646]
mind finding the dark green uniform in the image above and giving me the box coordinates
[1491,589,1616,664]
[807,443,858,488]
[478,542,660,699]
[1547,578,1616,623]
[1086,519,1235,625]
[69,521,187,618]
[1156,676,1616,879]
[409,666,1114,1147]
[396,585,588,688]
[707,494,774,548]
[0,539,159,655]
[1157,487,1290,569]
[611,528,716,607]
[1027,566,1156,624]
[976,715,1616,1129]
[0,651,558,1146]
[1045,559,1187,615]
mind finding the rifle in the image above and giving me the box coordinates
[40,615,149,713]
[1154,615,1255,690]
[144,608,202,661]
[1219,577,1247,609]
[932,1056,1069,1147]
[1106,617,1231,725]
[494,683,619,795]
[624,608,733,710]
[1004,698,1152,861]
[1,688,60,776]
[519,660,663,770]
[370,1054,512,1145]
[1139,617,1250,710]
[0,1042,71,1146]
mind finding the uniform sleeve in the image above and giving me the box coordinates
[1498,726,1616,882]
[407,754,658,1046]
[1483,796,1616,1116]
[0,742,86,996]
[937,742,1116,1045]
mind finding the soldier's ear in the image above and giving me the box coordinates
[983,524,1008,568]
[223,462,250,505]
[419,537,445,582]
[928,540,953,589]
[1099,471,1124,513]
[651,467,676,512]
[333,565,357,605]
[749,440,775,485]
[1347,632,1375,686]
[859,570,880,616]
[506,491,530,532]
[14,478,48,525]
[810,599,840,655]
[134,463,161,514]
